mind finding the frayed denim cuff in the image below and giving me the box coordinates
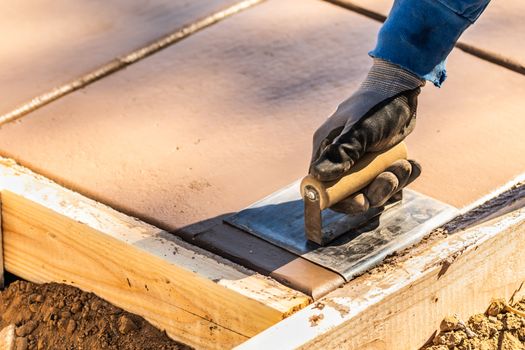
[369,0,487,87]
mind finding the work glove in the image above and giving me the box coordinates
[310,59,424,214]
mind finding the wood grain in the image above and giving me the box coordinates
[238,205,525,349]
[0,158,310,349]
[0,193,4,289]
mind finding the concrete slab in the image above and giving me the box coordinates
[334,0,525,67]
[0,0,379,232]
[0,0,524,291]
[0,0,241,115]
[0,0,377,295]
[407,51,525,207]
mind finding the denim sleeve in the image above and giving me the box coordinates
[369,0,490,86]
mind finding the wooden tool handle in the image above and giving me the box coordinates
[301,142,408,210]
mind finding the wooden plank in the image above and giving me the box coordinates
[0,193,4,289]
[0,158,310,349]
[237,203,525,349]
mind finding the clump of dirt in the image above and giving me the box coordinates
[0,280,191,350]
[424,298,525,350]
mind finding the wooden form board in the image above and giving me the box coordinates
[238,191,525,349]
[0,192,3,288]
[0,158,310,350]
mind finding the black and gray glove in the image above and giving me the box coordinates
[310,59,424,214]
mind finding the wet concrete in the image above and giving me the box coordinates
[0,0,524,295]
[407,49,525,207]
[0,0,379,232]
[0,0,240,114]
[343,0,525,68]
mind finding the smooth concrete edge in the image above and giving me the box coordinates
[193,222,346,299]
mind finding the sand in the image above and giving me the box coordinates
[424,298,525,350]
[0,280,190,350]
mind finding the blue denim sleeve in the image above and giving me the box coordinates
[369,0,490,86]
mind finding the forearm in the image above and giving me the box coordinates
[370,0,490,86]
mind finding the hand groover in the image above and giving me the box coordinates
[310,65,423,215]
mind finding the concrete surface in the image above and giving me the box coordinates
[0,0,379,232]
[341,0,525,67]
[0,0,240,115]
[0,0,524,293]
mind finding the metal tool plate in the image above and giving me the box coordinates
[224,180,458,280]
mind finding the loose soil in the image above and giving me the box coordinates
[424,298,525,350]
[0,280,191,350]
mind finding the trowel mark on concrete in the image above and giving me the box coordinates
[188,179,212,191]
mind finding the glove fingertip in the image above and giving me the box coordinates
[310,159,347,182]
[406,159,422,185]
[330,192,369,215]
[365,172,399,207]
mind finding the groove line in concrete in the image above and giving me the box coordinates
[323,0,525,77]
[454,42,525,76]
[0,0,265,127]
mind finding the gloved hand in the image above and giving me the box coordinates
[310,59,424,214]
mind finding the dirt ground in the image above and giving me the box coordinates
[424,297,525,350]
[0,279,191,350]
